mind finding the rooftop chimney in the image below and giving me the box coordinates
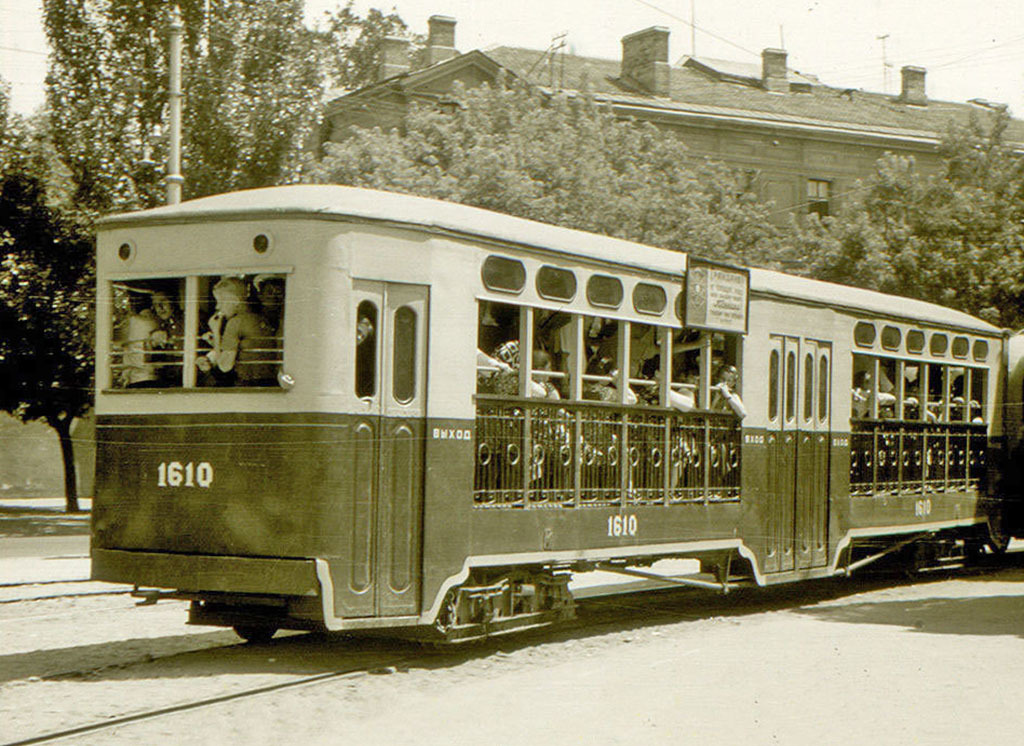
[379,36,411,81]
[621,27,670,97]
[426,15,457,65]
[899,65,926,105]
[761,48,788,93]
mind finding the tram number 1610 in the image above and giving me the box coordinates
[157,461,214,489]
[607,514,638,537]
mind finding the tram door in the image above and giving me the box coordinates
[795,340,831,569]
[765,337,831,572]
[341,281,428,618]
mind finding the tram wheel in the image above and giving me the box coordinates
[233,624,278,644]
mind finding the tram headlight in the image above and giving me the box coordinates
[278,371,295,390]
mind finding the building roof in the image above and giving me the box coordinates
[480,45,1024,144]
[98,185,999,334]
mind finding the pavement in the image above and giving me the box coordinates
[0,497,91,584]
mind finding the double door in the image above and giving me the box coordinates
[335,281,428,618]
[764,336,831,572]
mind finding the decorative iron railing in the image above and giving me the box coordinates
[849,422,986,497]
[474,398,742,508]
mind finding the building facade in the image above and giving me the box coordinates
[323,17,1024,222]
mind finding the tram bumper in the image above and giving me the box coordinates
[91,548,321,597]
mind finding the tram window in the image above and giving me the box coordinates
[926,363,947,421]
[971,370,987,423]
[906,330,925,353]
[355,300,378,398]
[195,274,286,388]
[109,278,185,389]
[532,309,571,399]
[674,292,684,321]
[477,301,521,396]
[627,322,660,406]
[586,275,624,309]
[854,322,876,348]
[392,306,417,403]
[851,354,875,420]
[973,340,989,362]
[670,328,702,411]
[949,367,967,422]
[803,352,814,422]
[930,334,948,356]
[768,350,780,420]
[583,317,629,403]
[785,351,796,422]
[952,337,969,359]
[481,256,526,294]
[633,283,667,315]
[878,359,897,419]
[902,362,922,420]
[881,326,901,351]
[818,354,829,422]
[536,266,577,301]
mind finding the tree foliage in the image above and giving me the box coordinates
[319,2,419,92]
[307,80,783,267]
[43,0,325,216]
[795,113,1024,327]
[0,108,94,511]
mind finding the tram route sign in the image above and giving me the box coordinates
[683,258,750,334]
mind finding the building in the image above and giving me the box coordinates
[323,17,1024,222]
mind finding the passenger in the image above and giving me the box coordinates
[120,291,161,388]
[483,341,550,398]
[852,370,895,419]
[147,289,183,385]
[583,356,637,405]
[254,275,285,338]
[531,349,562,400]
[197,277,273,386]
[710,364,747,418]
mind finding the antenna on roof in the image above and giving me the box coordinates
[876,33,892,94]
[691,0,696,56]
[527,32,568,90]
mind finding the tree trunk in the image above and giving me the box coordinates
[52,417,80,513]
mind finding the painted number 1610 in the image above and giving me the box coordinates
[157,461,214,488]
[607,514,638,537]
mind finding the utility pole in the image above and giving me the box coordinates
[877,33,891,94]
[690,0,696,57]
[167,5,184,205]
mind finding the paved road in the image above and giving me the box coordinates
[0,534,89,559]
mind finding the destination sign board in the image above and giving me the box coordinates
[683,259,749,334]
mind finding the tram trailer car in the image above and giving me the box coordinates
[91,186,1010,642]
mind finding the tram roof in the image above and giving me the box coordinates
[100,185,999,335]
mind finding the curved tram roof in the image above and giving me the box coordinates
[99,185,999,335]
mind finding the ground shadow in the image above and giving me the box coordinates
[0,505,89,538]
[796,593,1024,638]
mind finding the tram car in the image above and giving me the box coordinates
[91,185,1012,642]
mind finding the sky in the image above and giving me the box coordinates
[2,0,1024,115]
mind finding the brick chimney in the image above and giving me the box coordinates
[761,48,788,92]
[379,36,411,81]
[621,27,670,97]
[425,15,457,65]
[900,65,926,105]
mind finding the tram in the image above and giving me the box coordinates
[91,185,1012,642]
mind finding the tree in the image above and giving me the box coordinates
[795,112,1024,327]
[0,109,94,512]
[307,80,783,267]
[319,2,420,92]
[43,0,325,215]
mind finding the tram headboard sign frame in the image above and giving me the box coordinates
[683,258,750,334]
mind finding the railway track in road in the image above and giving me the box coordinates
[0,578,132,605]
[2,655,416,746]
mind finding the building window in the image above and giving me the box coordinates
[807,179,831,217]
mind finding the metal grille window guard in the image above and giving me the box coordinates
[849,421,985,496]
[474,398,741,508]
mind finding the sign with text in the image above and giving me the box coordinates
[683,259,749,333]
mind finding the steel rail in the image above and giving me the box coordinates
[2,659,411,746]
